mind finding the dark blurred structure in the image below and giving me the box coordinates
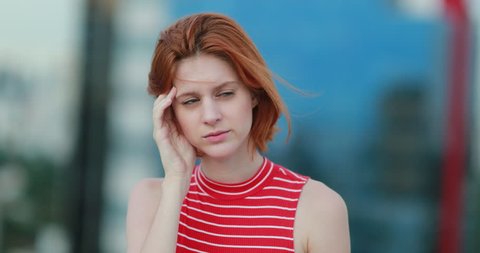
[68,0,115,252]
[366,83,440,252]
[377,85,439,197]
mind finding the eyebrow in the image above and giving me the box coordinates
[175,81,240,98]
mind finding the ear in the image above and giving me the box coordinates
[251,95,258,108]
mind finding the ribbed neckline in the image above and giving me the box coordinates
[194,157,273,200]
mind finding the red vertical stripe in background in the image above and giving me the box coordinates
[439,0,470,253]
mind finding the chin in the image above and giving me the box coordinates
[198,143,243,160]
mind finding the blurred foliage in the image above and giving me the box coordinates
[0,148,66,252]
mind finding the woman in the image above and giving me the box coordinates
[126,13,350,253]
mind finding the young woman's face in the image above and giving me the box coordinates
[172,54,257,159]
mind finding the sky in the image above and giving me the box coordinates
[0,0,83,70]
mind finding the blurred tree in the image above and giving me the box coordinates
[0,150,66,252]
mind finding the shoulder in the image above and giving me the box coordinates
[300,179,347,213]
[270,161,309,182]
[126,178,164,249]
[295,179,350,252]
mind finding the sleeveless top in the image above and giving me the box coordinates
[176,157,309,253]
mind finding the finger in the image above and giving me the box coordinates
[153,88,176,116]
[153,87,175,107]
[152,88,177,131]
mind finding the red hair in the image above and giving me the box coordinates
[148,13,290,152]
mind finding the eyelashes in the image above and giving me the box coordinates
[180,90,235,106]
[217,91,234,98]
[182,98,199,105]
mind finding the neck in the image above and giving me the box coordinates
[200,150,264,184]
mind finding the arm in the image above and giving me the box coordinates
[126,88,195,253]
[297,180,351,253]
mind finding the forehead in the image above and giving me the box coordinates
[174,54,238,87]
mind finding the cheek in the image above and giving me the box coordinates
[236,104,254,129]
[173,109,196,137]
[172,107,186,130]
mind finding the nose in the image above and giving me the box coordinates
[202,98,222,125]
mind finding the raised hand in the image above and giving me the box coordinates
[152,87,196,181]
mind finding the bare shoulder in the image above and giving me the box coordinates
[295,179,350,253]
[301,179,347,214]
[126,178,164,252]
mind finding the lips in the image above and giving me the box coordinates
[203,130,230,143]
[203,130,230,138]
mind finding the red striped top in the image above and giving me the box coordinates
[176,157,309,253]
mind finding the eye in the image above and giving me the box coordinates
[182,97,200,105]
[217,90,234,98]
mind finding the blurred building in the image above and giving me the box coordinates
[0,0,478,253]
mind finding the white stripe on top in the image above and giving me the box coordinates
[184,196,296,211]
[180,211,293,230]
[177,232,295,252]
[183,204,295,220]
[179,221,293,241]
[199,158,268,188]
[196,162,274,196]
